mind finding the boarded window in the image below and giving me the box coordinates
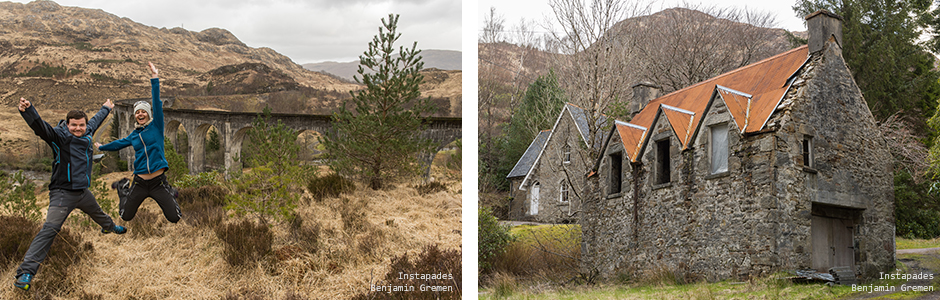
[609,152,622,195]
[656,139,671,184]
[710,124,729,174]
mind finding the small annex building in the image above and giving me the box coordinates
[506,103,608,223]
[581,11,895,281]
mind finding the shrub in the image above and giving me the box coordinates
[351,244,461,300]
[178,185,227,228]
[128,209,164,239]
[288,213,320,255]
[0,170,42,221]
[174,171,222,189]
[222,288,264,300]
[164,137,190,184]
[356,228,385,259]
[306,173,355,202]
[0,215,38,266]
[338,197,368,233]
[479,207,514,274]
[225,165,298,225]
[415,181,447,195]
[0,215,94,295]
[214,218,273,267]
[505,225,582,284]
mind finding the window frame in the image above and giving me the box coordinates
[709,123,729,175]
[802,135,816,172]
[655,139,671,185]
[563,143,571,164]
[560,179,569,203]
[608,151,623,195]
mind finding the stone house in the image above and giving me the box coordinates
[506,103,608,223]
[581,11,895,281]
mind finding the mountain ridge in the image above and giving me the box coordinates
[303,49,461,82]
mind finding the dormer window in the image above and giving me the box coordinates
[710,123,729,174]
[609,152,622,195]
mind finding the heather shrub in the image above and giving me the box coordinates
[177,185,227,228]
[0,215,38,267]
[306,173,355,202]
[214,218,273,267]
[415,181,447,195]
[221,288,264,300]
[338,197,368,233]
[127,209,164,238]
[351,244,461,300]
[288,214,320,255]
[0,215,94,296]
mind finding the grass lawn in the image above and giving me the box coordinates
[482,232,940,299]
[480,277,857,299]
[896,237,940,250]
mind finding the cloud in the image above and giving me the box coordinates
[10,0,460,63]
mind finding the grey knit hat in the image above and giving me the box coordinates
[133,100,152,128]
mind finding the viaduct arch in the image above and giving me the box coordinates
[110,98,461,175]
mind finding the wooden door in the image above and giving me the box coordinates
[530,182,540,215]
[811,215,855,272]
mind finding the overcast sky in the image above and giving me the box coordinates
[9,0,462,64]
[477,0,810,39]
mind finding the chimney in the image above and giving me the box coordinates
[805,10,843,54]
[630,82,661,116]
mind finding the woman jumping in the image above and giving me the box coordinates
[97,62,181,223]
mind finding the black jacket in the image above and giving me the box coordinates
[20,105,111,190]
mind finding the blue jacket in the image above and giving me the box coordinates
[20,104,111,190]
[100,78,169,175]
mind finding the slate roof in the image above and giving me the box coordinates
[613,45,810,162]
[515,103,613,189]
[565,103,609,149]
[507,130,552,179]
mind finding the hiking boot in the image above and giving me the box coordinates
[101,225,127,234]
[14,273,32,291]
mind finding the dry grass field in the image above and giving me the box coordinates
[0,113,462,299]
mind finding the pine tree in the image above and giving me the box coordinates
[322,13,435,190]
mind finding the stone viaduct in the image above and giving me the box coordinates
[108,98,461,175]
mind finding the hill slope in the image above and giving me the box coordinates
[303,49,462,82]
[0,0,360,110]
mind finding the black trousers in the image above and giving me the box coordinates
[122,173,181,223]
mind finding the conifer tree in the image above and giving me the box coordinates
[322,13,434,190]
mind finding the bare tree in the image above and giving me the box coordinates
[546,0,649,157]
[630,5,786,92]
[481,7,505,44]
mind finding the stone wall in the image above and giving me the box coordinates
[582,40,894,281]
[767,40,894,279]
[525,111,589,223]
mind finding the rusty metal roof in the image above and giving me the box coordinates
[619,45,809,160]
[615,121,647,161]
[661,104,696,148]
